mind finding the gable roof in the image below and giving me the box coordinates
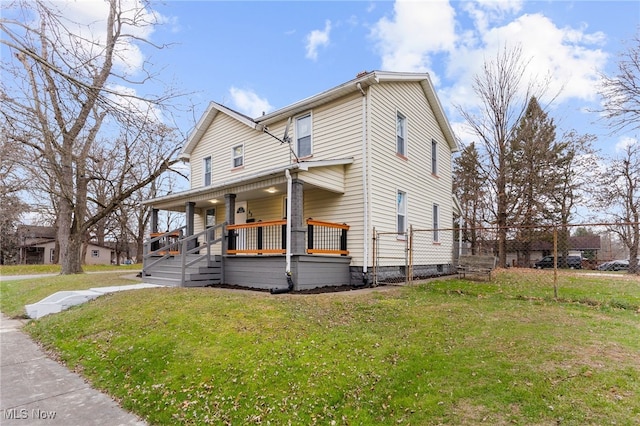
[18,225,56,239]
[181,71,459,158]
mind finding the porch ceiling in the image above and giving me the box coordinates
[147,158,353,211]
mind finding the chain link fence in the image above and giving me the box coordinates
[373,222,639,286]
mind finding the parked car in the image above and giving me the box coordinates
[534,255,582,269]
[597,260,629,271]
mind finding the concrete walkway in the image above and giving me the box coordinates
[0,313,147,425]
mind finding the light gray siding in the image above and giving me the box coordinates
[368,82,454,266]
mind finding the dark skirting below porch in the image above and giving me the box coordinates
[223,254,352,292]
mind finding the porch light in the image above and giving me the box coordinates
[265,187,278,193]
[209,199,219,204]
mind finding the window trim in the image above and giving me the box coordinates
[295,112,313,158]
[231,144,244,169]
[396,111,407,157]
[431,139,438,175]
[397,190,407,238]
[203,156,212,186]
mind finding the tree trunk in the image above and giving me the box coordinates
[59,223,83,274]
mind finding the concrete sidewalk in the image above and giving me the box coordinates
[0,314,146,425]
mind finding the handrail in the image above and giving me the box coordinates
[306,219,349,256]
[306,219,350,230]
[143,227,186,271]
[226,218,349,256]
[180,223,226,284]
[228,219,287,230]
[228,220,286,255]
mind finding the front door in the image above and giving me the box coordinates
[234,201,247,250]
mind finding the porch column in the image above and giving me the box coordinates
[185,202,196,251]
[150,208,159,252]
[151,208,159,234]
[224,194,236,225]
[225,194,236,252]
[291,177,305,254]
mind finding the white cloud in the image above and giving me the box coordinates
[229,87,273,118]
[462,0,524,33]
[475,14,607,104]
[370,1,609,116]
[42,0,165,76]
[369,0,457,74]
[305,20,332,61]
[615,136,638,153]
[107,84,164,124]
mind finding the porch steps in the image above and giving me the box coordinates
[143,255,222,287]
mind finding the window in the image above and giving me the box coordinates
[396,112,406,156]
[203,156,212,186]
[397,190,407,235]
[91,250,99,258]
[49,248,55,263]
[296,113,312,158]
[232,144,244,168]
[206,208,216,228]
[431,139,438,175]
[433,204,439,242]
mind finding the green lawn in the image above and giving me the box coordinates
[0,263,141,276]
[2,269,639,425]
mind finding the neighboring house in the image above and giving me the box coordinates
[17,225,115,265]
[504,235,602,268]
[144,71,459,291]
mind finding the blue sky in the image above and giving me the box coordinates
[140,0,640,156]
[3,0,639,155]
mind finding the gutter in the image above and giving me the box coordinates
[358,82,370,287]
[271,169,295,294]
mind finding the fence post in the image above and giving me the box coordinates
[228,229,236,252]
[307,222,314,252]
[553,226,558,298]
[372,227,377,287]
[340,226,348,256]
[408,225,413,285]
[257,225,263,254]
[405,227,409,285]
[281,224,287,251]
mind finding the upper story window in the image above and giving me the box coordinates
[396,112,407,156]
[203,156,211,186]
[232,144,244,168]
[397,190,407,236]
[296,113,312,158]
[431,139,438,175]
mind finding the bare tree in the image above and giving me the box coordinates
[1,0,183,273]
[456,46,548,267]
[598,31,640,133]
[596,31,640,274]
[592,142,640,274]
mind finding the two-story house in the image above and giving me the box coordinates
[143,71,459,292]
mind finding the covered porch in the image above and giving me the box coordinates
[143,161,356,291]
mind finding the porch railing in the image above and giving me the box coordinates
[227,219,349,256]
[143,227,186,271]
[143,223,225,276]
[307,219,349,256]
[227,220,287,255]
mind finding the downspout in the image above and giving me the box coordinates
[271,168,295,294]
[358,82,370,287]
